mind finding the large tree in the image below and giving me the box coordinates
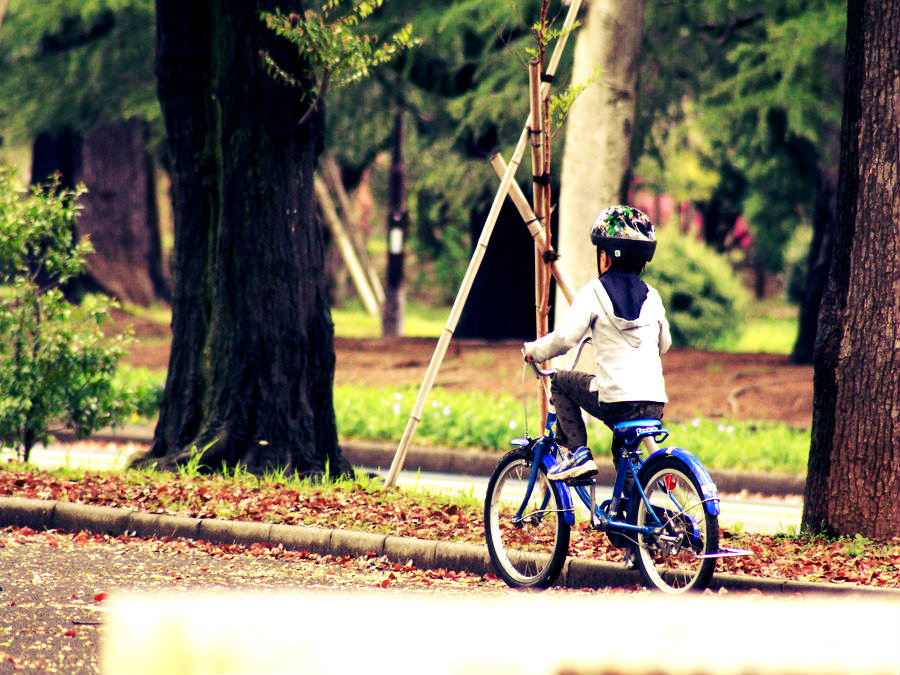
[802,0,899,538]
[141,0,345,475]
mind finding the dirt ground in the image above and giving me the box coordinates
[120,310,813,429]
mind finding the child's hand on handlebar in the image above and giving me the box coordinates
[522,343,536,364]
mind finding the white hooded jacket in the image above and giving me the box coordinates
[527,275,671,404]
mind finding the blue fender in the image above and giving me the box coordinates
[539,448,577,526]
[637,447,721,516]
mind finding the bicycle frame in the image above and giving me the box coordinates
[512,415,721,541]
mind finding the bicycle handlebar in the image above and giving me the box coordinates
[524,333,592,378]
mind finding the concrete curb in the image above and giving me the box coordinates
[2,496,894,597]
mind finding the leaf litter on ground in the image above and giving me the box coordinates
[1,464,898,589]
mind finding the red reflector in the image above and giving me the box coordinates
[664,475,677,490]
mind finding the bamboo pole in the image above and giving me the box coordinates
[313,174,381,317]
[384,141,526,487]
[528,58,550,426]
[488,153,574,303]
[528,60,545,235]
[385,0,584,488]
[538,48,554,324]
[528,60,545,331]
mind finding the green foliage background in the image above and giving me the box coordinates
[0,0,158,142]
[645,229,750,349]
[0,0,852,349]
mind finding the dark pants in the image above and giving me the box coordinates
[550,371,664,467]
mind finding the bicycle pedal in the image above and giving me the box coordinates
[565,473,598,487]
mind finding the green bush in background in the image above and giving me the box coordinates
[113,367,166,420]
[0,167,130,461]
[644,229,750,349]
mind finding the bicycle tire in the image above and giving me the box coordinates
[484,449,570,589]
[632,457,718,593]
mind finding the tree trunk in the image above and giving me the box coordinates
[381,109,407,337]
[802,0,899,538]
[791,168,836,365]
[144,0,344,476]
[77,119,171,305]
[30,122,170,305]
[556,0,643,313]
[31,129,82,189]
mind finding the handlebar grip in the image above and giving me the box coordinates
[527,360,556,378]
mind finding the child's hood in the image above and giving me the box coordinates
[593,272,654,347]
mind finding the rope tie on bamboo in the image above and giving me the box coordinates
[540,72,555,83]
[532,173,551,185]
[542,248,560,264]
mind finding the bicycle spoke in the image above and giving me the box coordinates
[633,459,718,593]
[485,451,570,588]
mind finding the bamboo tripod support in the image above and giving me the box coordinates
[313,174,381,317]
[321,156,385,305]
[489,154,574,304]
[384,0,583,488]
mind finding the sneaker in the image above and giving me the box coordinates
[548,446,597,481]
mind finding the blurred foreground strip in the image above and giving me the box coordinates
[102,590,900,675]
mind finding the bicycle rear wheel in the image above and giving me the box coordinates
[484,449,570,589]
[632,457,718,593]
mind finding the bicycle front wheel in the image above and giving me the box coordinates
[632,457,718,593]
[484,449,570,589]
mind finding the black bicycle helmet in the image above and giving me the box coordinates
[590,205,657,263]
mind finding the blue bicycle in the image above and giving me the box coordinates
[484,336,747,594]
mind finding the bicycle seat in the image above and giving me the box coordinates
[612,419,668,448]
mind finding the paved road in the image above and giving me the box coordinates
[1,443,133,473]
[3,445,897,675]
[4,526,899,675]
[0,525,634,675]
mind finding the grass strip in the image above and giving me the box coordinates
[335,385,810,474]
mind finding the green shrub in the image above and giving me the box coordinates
[113,367,166,419]
[0,166,130,461]
[644,229,750,348]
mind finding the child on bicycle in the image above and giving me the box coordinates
[523,205,671,481]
